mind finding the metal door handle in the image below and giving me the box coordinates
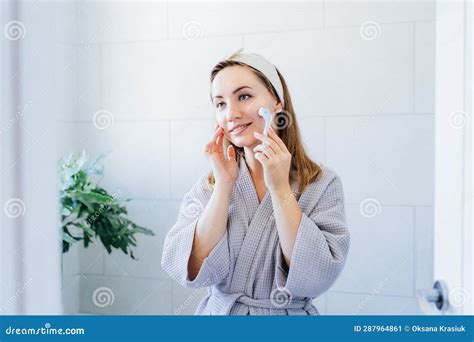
[416,280,449,313]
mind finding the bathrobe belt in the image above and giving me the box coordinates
[209,290,313,314]
[236,294,313,311]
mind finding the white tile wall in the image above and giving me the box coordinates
[333,205,415,297]
[414,206,434,291]
[56,1,436,315]
[326,292,423,315]
[415,21,435,113]
[101,43,147,120]
[324,1,435,27]
[80,274,172,315]
[62,244,80,314]
[244,23,414,117]
[142,37,243,120]
[325,115,434,206]
[167,2,324,39]
[170,119,214,199]
[103,200,181,280]
[58,2,168,44]
[59,121,170,200]
[62,275,80,315]
[54,43,101,121]
[298,117,325,164]
[79,241,106,276]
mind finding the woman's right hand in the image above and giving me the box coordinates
[204,123,239,188]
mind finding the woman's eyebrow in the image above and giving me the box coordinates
[213,86,252,99]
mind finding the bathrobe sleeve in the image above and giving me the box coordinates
[275,174,350,298]
[161,175,230,289]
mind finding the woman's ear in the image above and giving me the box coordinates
[273,101,283,113]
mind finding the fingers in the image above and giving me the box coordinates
[253,144,276,158]
[227,145,236,162]
[210,125,222,142]
[254,131,282,153]
[254,152,268,165]
[268,126,286,151]
[205,125,226,156]
[205,124,222,155]
[204,142,213,154]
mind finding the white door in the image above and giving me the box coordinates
[417,0,473,315]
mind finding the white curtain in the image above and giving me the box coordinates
[1,0,62,314]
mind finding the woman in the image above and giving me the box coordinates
[161,50,350,315]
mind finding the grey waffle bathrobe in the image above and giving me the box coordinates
[161,157,350,315]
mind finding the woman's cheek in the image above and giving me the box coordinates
[242,101,257,114]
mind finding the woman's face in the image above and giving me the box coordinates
[211,65,282,148]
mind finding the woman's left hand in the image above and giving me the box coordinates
[253,125,292,193]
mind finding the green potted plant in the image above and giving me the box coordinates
[59,150,154,260]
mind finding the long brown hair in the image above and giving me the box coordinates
[207,55,323,196]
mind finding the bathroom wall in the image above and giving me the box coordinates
[57,1,435,315]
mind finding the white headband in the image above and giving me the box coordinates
[227,50,285,106]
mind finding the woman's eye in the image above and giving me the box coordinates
[216,102,225,109]
[239,94,251,101]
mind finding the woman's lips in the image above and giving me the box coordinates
[230,123,251,136]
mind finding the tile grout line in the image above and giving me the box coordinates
[59,20,437,47]
[168,121,172,200]
[413,22,416,113]
[57,112,436,124]
[413,206,417,297]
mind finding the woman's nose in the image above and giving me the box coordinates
[225,103,242,122]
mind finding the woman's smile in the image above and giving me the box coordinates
[230,122,252,136]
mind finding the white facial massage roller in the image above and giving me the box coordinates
[258,107,272,136]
